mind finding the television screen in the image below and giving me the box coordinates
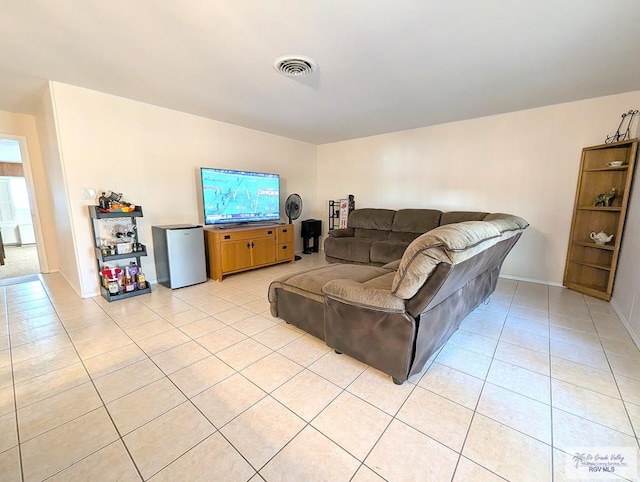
[200,167,280,225]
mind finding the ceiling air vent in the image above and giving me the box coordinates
[274,56,318,77]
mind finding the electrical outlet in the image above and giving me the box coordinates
[81,188,96,200]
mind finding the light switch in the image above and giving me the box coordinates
[81,188,96,200]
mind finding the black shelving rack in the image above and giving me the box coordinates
[88,205,152,301]
[328,195,355,230]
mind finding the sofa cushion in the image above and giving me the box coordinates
[269,264,393,309]
[440,211,489,226]
[322,278,405,312]
[327,228,355,238]
[392,221,504,299]
[324,237,372,264]
[348,208,396,231]
[388,209,442,243]
[354,228,391,241]
[370,241,410,264]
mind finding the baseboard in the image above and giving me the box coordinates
[609,298,640,351]
[498,274,563,287]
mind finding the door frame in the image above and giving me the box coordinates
[0,134,48,273]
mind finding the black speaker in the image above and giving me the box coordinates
[301,219,322,237]
[301,219,322,254]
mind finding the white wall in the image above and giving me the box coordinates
[48,82,318,298]
[611,121,640,343]
[318,91,640,285]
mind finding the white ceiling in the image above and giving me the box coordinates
[1,0,640,144]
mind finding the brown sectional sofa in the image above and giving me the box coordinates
[269,210,528,384]
[324,208,489,265]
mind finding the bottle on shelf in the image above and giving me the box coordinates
[124,267,134,292]
[108,278,119,295]
[137,267,147,290]
[98,192,110,211]
[128,262,139,290]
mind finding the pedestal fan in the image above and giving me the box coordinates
[285,194,303,260]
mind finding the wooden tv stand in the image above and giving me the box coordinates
[204,224,295,281]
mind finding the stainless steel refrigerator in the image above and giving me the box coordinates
[152,225,207,289]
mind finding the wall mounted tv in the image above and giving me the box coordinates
[200,167,280,226]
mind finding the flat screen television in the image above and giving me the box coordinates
[200,167,280,226]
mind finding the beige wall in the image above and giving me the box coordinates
[36,85,73,285]
[26,80,640,328]
[0,109,57,273]
[48,82,318,297]
[318,91,640,286]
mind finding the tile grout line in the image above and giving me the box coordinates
[549,291,640,480]
[171,278,405,479]
[343,363,420,481]
[548,284,554,482]
[105,274,640,474]
[155,346,321,478]
[95,298,232,480]
[448,283,517,482]
[64,285,327,479]
[102,291,306,479]
[585,300,640,450]
[37,289,147,482]
[206,337,369,477]
[9,269,639,481]
[256,353,417,481]
[3,284,26,482]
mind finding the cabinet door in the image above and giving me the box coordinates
[221,240,252,272]
[276,243,293,262]
[251,237,276,266]
[276,225,294,244]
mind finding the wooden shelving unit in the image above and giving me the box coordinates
[563,139,638,300]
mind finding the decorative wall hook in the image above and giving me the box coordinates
[605,109,638,143]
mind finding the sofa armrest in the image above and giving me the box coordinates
[328,228,355,238]
[322,279,406,313]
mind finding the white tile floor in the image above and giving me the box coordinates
[1,253,639,481]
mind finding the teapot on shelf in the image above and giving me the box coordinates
[590,231,614,245]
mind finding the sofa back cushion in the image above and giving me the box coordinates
[370,241,410,265]
[388,209,442,243]
[483,213,530,232]
[324,237,373,264]
[349,209,396,239]
[440,211,488,226]
[392,221,504,299]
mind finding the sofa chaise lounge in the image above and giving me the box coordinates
[268,211,528,384]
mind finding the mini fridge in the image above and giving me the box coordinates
[152,225,207,289]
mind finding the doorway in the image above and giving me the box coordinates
[0,138,40,280]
